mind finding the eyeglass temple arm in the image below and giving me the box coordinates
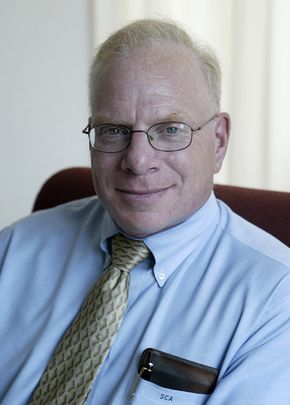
[82,123,90,134]
[192,114,219,132]
[82,116,92,134]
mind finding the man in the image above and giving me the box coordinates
[0,19,290,404]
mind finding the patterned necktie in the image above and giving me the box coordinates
[30,233,150,405]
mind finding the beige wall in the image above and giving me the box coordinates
[0,0,92,229]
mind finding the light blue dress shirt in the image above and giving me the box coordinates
[0,194,290,404]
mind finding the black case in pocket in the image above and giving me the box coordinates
[138,348,219,394]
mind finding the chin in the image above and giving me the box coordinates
[114,210,185,238]
[114,213,165,238]
[118,221,158,238]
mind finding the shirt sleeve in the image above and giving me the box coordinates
[207,274,290,405]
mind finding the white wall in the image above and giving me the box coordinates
[0,0,92,229]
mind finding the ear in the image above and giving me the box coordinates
[213,112,230,173]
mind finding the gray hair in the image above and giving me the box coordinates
[89,19,221,111]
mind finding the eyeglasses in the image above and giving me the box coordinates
[82,114,218,153]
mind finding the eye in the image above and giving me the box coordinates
[99,125,128,136]
[155,123,186,137]
[165,126,179,134]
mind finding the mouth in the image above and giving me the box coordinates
[116,186,172,200]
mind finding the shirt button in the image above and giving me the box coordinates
[158,272,166,281]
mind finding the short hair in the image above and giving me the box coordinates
[89,19,221,111]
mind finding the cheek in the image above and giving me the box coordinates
[195,136,216,169]
[91,154,117,195]
[171,141,214,177]
[176,140,216,191]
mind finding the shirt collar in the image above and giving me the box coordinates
[144,192,220,286]
[99,192,220,287]
[99,211,119,256]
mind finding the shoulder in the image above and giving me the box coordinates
[217,198,290,270]
[214,199,290,318]
[0,197,104,254]
[215,199,290,306]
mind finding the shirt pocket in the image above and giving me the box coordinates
[131,379,209,404]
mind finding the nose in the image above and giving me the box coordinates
[120,130,159,175]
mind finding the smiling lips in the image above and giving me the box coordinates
[116,186,172,198]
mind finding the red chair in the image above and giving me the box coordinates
[33,167,290,247]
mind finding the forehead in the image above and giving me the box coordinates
[98,41,206,86]
[92,41,212,120]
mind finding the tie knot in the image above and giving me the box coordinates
[111,234,150,273]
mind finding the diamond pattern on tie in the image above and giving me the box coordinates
[30,234,149,405]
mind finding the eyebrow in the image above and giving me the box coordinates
[162,112,186,122]
[91,115,117,125]
[91,112,192,126]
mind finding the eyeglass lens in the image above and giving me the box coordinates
[89,122,192,152]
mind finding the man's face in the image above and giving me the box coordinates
[90,42,229,237]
